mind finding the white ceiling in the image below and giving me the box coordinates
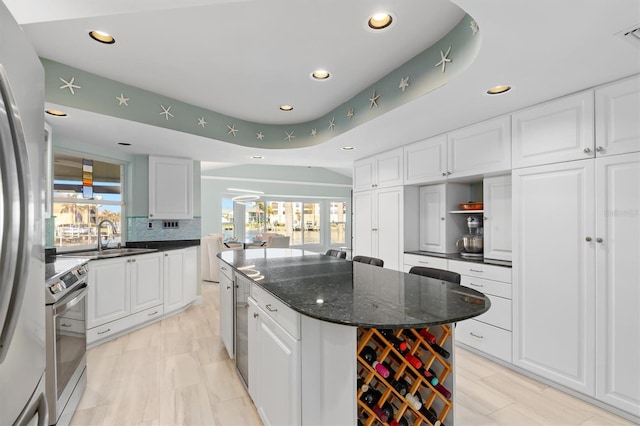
[7,0,640,176]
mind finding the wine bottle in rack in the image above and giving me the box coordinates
[419,406,442,426]
[360,388,381,406]
[357,376,369,392]
[422,368,439,386]
[434,382,452,399]
[379,329,409,352]
[359,346,390,378]
[419,329,437,344]
[391,376,409,396]
[403,351,423,369]
[405,392,422,410]
[428,341,450,359]
[389,417,409,426]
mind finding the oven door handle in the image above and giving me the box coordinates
[53,284,88,317]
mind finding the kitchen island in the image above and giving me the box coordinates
[219,248,490,426]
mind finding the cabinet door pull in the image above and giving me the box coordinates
[226,286,231,290]
[596,146,604,152]
[469,269,483,273]
[148,311,158,316]
[585,236,592,242]
[253,312,259,318]
[596,237,603,243]
[265,304,278,312]
[97,328,111,335]
[583,148,592,154]
[469,332,484,339]
[418,261,430,264]
[469,282,483,288]
[61,323,72,327]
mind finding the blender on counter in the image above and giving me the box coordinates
[457,215,484,258]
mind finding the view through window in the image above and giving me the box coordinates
[53,153,123,249]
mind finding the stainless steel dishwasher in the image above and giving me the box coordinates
[234,273,251,386]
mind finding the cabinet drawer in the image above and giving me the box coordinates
[88,305,163,345]
[251,283,300,339]
[404,253,448,270]
[456,319,512,363]
[460,276,512,299]
[475,294,512,331]
[448,259,512,283]
[220,264,233,280]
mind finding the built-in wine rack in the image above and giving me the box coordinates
[357,325,453,426]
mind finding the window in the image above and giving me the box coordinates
[221,197,234,239]
[330,201,347,245]
[53,153,123,249]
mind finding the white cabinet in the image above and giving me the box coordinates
[404,135,447,185]
[87,257,130,329]
[163,247,197,314]
[130,253,163,313]
[87,252,164,345]
[595,74,640,156]
[353,148,403,191]
[512,91,595,168]
[418,183,467,253]
[219,264,234,358]
[353,187,403,270]
[402,253,448,273]
[594,153,640,415]
[248,286,301,426]
[148,155,193,219]
[512,159,596,395]
[447,116,512,179]
[482,175,512,261]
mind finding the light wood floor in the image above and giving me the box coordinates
[71,282,636,426]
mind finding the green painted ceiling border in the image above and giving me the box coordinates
[42,14,480,149]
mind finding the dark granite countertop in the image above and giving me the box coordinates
[404,250,512,268]
[219,248,490,328]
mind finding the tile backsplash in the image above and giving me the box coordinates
[126,216,201,242]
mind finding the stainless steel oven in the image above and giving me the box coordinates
[45,260,88,426]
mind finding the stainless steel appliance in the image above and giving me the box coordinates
[0,3,48,424]
[45,259,89,426]
[235,272,251,386]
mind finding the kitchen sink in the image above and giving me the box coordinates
[58,247,158,260]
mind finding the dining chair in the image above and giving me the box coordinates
[408,266,461,284]
[352,255,384,267]
[325,249,347,259]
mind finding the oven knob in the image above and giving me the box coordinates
[48,281,66,294]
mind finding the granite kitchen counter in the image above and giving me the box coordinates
[219,248,489,328]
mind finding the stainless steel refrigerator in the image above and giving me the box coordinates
[0,2,48,425]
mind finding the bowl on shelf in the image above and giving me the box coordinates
[459,201,483,210]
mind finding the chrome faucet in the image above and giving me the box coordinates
[97,219,117,251]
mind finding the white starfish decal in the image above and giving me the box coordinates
[435,46,452,73]
[197,117,207,128]
[311,128,317,137]
[227,124,238,136]
[347,108,354,119]
[59,77,81,95]
[160,105,174,120]
[369,91,380,108]
[470,20,479,35]
[256,132,264,141]
[328,117,336,131]
[399,77,410,92]
[116,93,129,105]
[284,131,295,142]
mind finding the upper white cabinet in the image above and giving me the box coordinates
[447,116,512,179]
[404,135,447,185]
[353,148,403,191]
[512,91,595,168]
[149,155,193,219]
[595,74,640,156]
[482,175,512,261]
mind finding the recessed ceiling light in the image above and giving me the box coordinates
[368,12,393,30]
[341,146,354,151]
[280,105,294,111]
[117,142,131,146]
[312,70,330,80]
[487,85,512,95]
[89,30,115,44]
[251,155,264,159]
[45,109,67,117]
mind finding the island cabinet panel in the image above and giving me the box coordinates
[594,153,640,415]
[512,159,596,395]
[248,297,301,426]
[512,90,595,168]
[357,326,455,426]
[595,74,640,157]
[219,265,234,358]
